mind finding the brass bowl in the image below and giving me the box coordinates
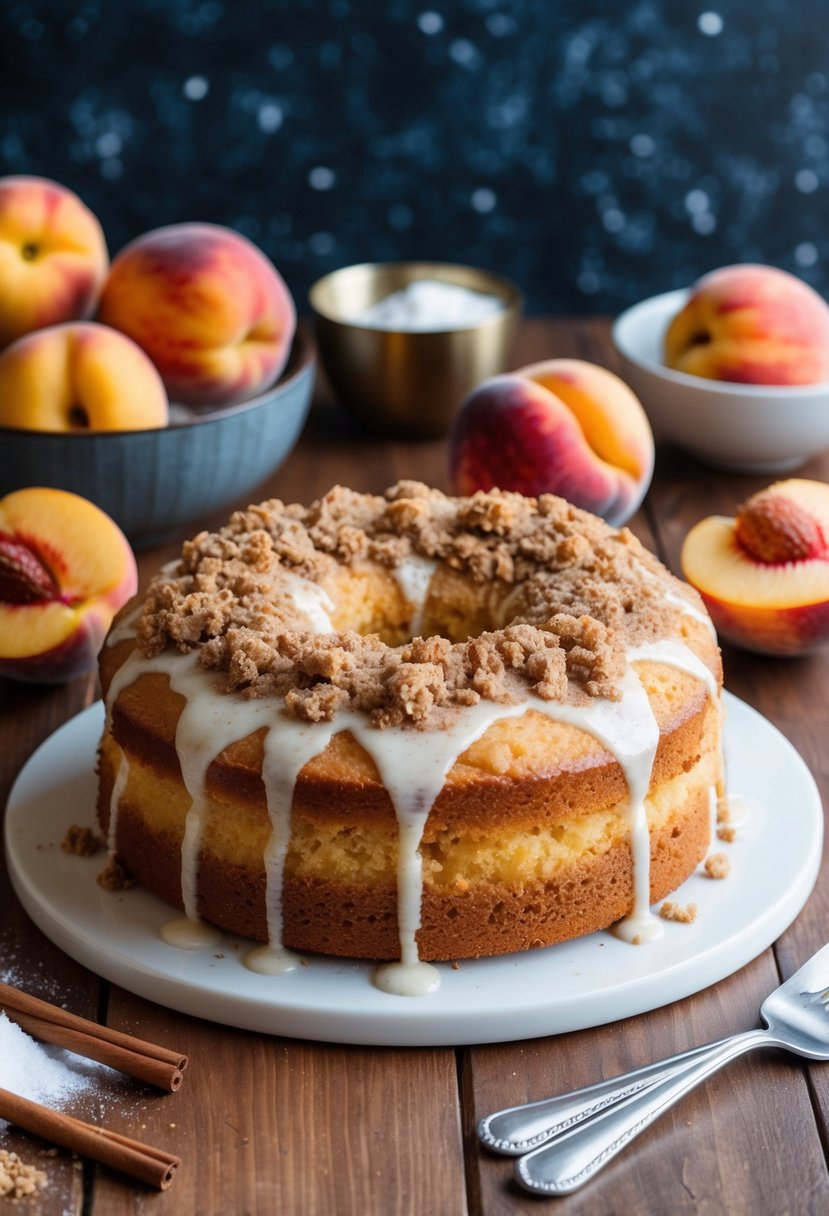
[309,261,522,439]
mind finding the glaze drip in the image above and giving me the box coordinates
[103,631,718,993]
[392,555,437,638]
[100,496,721,994]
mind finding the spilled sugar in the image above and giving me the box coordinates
[0,943,140,1135]
[0,1013,104,1130]
[0,947,66,1006]
[0,1004,118,1207]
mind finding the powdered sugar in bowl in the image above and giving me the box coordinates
[309,262,522,439]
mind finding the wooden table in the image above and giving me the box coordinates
[2,318,828,1215]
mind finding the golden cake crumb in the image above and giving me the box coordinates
[659,901,698,924]
[61,824,104,857]
[131,485,687,730]
[717,823,737,843]
[96,856,137,891]
[704,853,731,880]
[0,1149,47,1200]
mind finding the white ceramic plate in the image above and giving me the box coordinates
[4,695,822,1047]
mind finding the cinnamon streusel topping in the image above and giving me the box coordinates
[131,484,686,729]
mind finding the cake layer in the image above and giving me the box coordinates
[98,737,716,960]
[100,641,720,835]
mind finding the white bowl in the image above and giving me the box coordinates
[612,289,829,473]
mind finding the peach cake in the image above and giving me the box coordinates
[97,483,723,991]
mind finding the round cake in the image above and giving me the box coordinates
[97,483,723,976]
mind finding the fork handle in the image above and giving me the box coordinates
[515,1028,774,1195]
[478,1039,722,1154]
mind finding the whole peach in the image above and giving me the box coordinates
[449,359,654,526]
[0,486,137,683]
[665,264,829,385]
[98,222,296,405]
[0,321,168,432]
[681,478,829,655]
[0,175,109,349]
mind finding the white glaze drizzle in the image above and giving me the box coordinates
[392,555,437,638]
[105,603,143,648]
[637,564,718,642]
[244,714,342,977]
[365,666,664,966]
[104,644,338,964]
[243,944,300,975]
[107,752,130,854]
[103,626,722,989]
[281,571,335,633]
[374,957,441,997]
[160,916,222,949]
[105,649,275,937]
[106,567,334,654]
[664,588,718,639]
[107,561,182,649]
[104,570,334,951]
[628,639,718,702]
[629,639,722,902]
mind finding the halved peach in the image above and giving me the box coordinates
[681,479,829,655]
[0,487,137,682]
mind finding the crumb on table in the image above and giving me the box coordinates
[0,1148,47,1200]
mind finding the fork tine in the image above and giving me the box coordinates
[780,942,829,995]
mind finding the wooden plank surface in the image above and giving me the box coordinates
[1,318,828,1214]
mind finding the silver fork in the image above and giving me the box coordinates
[478,941,829,1195]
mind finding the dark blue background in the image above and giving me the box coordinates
[2,0,828,313]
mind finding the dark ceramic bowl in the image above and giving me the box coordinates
[0,327,315,547]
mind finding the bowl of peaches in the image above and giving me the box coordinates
[612,264,829,473]
[0,176,315,547]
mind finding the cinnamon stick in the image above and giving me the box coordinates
[0,983,187,1092]
[0,1088,180,1190]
